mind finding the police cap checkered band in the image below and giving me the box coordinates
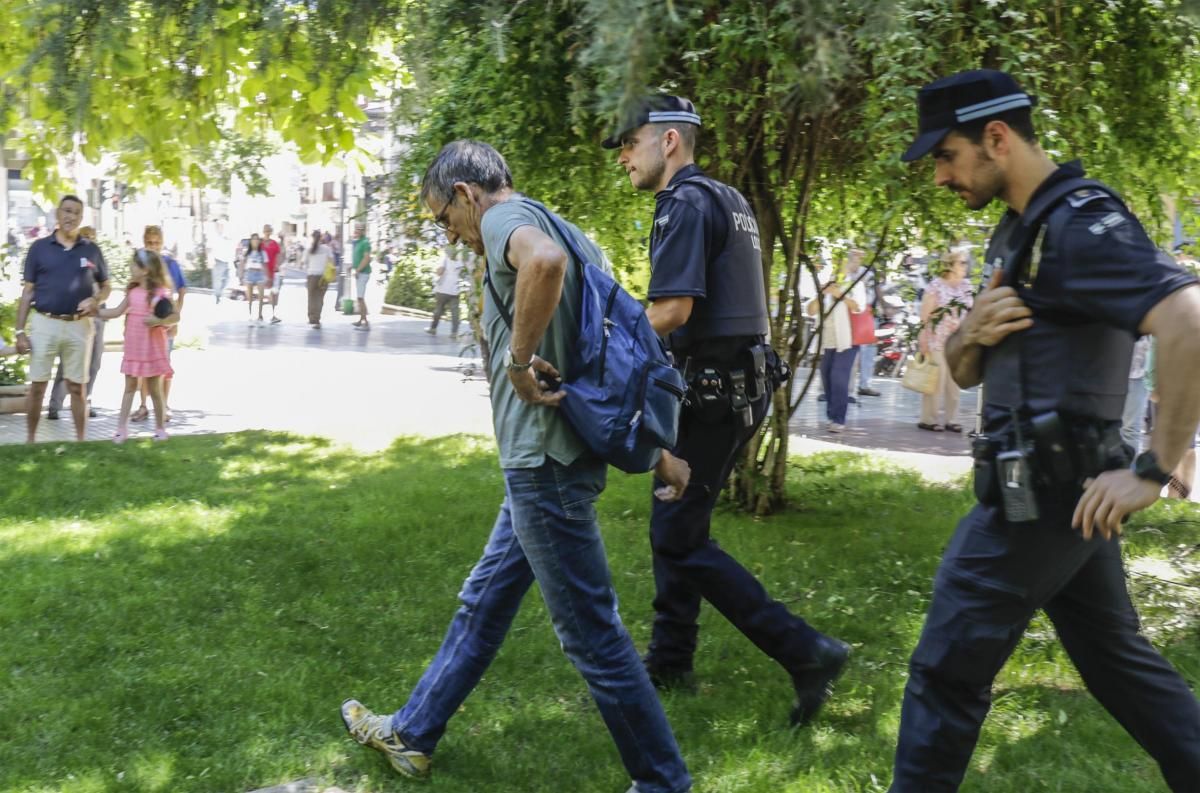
[901,70,1036,162]
[601,96,702,149]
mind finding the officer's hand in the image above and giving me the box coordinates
[508,355,566,407]
[1072,470,1161,541]
[77,297,98,317]
[15,335,31,355]
[962,270,1033,348]
[653,450,690,502]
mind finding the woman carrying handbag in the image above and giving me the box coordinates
[915,250,974,432]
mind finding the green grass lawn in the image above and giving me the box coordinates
[1,432,1197,793]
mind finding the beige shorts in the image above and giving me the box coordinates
[28,312,95,384]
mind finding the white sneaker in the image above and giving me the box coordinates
[247,318,256,326]
[827,423,845,433]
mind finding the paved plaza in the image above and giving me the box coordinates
[4,273,1191,495]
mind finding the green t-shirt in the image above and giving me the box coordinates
[352,237,371,274]
[480,197,611,469]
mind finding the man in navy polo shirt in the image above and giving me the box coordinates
[14,195,111,443]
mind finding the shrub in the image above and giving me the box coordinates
[382,248,439,311]
[0,248,27,385]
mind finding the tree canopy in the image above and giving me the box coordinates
[1,0,396,191]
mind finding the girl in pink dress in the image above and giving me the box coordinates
[99,249,177,442]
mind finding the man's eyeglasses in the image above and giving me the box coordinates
[433,195,457,230]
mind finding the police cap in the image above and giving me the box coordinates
[901,70,1036,162]
[600,95,702,149]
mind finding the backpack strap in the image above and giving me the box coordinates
[482,198,588,332]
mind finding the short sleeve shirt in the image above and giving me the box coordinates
[981,162,1197,432]
[480,197,609,469]
[23,232,109,315]
[352,238,371,274]
[647,165,718,301]
[162,254,187,294]
[262,239,282,277]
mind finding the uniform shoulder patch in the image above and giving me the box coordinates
[1087,212,1126,236]
[1066,188,1107,209]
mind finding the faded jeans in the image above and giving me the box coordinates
[390,455,691,793]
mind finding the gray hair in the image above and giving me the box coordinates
[420,140,513,206]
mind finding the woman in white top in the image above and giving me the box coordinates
[304,230,334,328]
[917,250,974,432]
[806,267,864,432]
[241,233,268,324]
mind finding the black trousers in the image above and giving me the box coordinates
[646,386,822,674]
[891,501,1200,792]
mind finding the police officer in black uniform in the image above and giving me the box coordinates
[603,96,850,726]
[892,70,1200,791]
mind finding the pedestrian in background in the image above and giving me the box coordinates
[916,249,973,433]
[846,247,882,398]
[47,225,105,421]
[807,268,863,433]
[13,195,110,443]
[1120,335,1152,452]
[99,248,176,443]
[241,233,268,325]
[262,224,283,324]
[304,230,333,329]
[425,244,464,337]
[211,221,233,304]
[350,222,372,330]
[131,225,186,423]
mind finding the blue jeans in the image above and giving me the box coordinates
[390,455,691,793]
[819,347,858,424]
[857,343,875,390]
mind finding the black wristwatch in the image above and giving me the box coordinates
[1133,451,1172,486]
[503,347,532,373]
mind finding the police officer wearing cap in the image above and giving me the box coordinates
[892,70,1200,791]
[604,96,851,726]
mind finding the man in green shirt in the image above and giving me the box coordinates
[350,223,372,330]
[339,140,692,793]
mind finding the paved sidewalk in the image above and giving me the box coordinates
[4,277,1191,495]
[1,276,493,448]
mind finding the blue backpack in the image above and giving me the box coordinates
[484,199,687,473]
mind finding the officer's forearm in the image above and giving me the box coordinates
[1148,330,1200,472]
[943,327,983,389]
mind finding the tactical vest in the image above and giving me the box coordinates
[654,173,769,350]
[982,177,1134,422]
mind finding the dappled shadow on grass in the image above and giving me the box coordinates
[0,439,1196,792]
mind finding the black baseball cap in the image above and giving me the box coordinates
[901,70,1036,162]
[600,95,702,149]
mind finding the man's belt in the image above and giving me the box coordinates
[36,309,86,321]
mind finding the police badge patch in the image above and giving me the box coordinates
[1066,188,1106,209]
